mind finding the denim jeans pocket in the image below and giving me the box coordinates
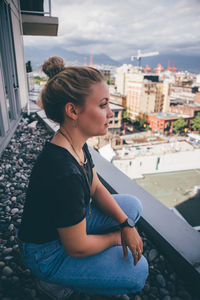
[35,245,62,279]
[35,247,60,264]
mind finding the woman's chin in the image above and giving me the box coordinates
[100,128,109,136]
[90,127,109,138]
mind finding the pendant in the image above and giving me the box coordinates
[89,198,92,219]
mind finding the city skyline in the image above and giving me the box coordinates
[23,0,200,60]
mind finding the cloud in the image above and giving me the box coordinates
[23,0,200,59]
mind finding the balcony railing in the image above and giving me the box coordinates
[20,0,51,16]
[20,0,58,36]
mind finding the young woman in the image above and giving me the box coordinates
[18,56,148,298]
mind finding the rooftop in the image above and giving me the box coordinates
[150,112,191,120]
[109,102,124,111]
[135,169,200,227]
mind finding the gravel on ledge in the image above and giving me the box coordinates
[0,113,198,300]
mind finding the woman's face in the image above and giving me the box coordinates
[77,81,114,138]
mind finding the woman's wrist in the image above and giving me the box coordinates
[111,231,121,246]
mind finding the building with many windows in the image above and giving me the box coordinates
[109,93,126,107]
[147,112,192,134]
[108,103,124,135]
[115,64,142,96]
[126,74,170,121]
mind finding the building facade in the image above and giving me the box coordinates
[0,0,58,155]
[115,64,142,96]
[147,113,192,134]
[170,104,200,117]
[110,93,126,107]
[108,103,124,135]
[126,74,170,121]
[0,0,28,154]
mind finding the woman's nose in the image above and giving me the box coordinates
[107,105,114,118]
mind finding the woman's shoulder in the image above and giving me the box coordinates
[34,142,82,177]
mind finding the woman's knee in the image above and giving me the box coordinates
[113,194,143,222]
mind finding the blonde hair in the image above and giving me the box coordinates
[41,56,104,124]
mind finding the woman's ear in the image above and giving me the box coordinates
[64,102,78,120]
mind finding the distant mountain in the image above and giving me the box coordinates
[24,46,200,73]
[24,46,119,69]
[120,54,200,73]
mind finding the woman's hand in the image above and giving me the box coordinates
[121,227,143,266]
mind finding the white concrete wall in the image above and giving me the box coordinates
[10,0,28,109]
[113,150,200,179]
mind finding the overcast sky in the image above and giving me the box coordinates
[23,0,200,60]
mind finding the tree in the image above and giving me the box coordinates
[132,114,148,131]
[173,117,187,134]
[122,107,130,121]
[191,112,200,131]
[34,76,47,85]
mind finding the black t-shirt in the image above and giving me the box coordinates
[18,142,94,244]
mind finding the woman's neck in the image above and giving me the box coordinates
[59,125,87,153]
[50,123,88,166]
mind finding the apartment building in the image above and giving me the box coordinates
[109,93,126,107]
[126,74,170,121]
[147,112,192,134]
[170,104,200,117]
[108,103,124,135]
[115,64,142,95]
[0,0,58,155]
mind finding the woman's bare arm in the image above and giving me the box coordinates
[58,218,121,257]
[91,168,128,223]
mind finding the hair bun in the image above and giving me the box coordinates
[42,56,66,78]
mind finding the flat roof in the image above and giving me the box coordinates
[109,102,124,111]
[150,112,191,120]
[135,169,200,227]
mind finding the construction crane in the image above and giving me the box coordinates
[131,49,159,67]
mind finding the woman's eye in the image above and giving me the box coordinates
[100,103,107,108]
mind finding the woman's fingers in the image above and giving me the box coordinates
[132,247,142,265]
[123,243,128,259]
[121,227,144,264]
[140,239,143,253]
[133,251,139,266]
[121,231,128,259]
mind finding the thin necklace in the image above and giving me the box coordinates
[58,128,92,219]
[58,129,88,166]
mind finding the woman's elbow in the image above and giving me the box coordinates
[63,245,88,258]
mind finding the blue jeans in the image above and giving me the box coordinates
[19,194,148,295]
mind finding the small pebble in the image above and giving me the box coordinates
[11,208,19,214]
[156,274,166,287]
[2,266,13,276]
[163,296,172,300]
[148,248,158,262]
[8,224,14,231]
[2,248,12,255]
[0,261,5,268]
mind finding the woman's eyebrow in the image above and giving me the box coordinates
[99,97,109,102]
